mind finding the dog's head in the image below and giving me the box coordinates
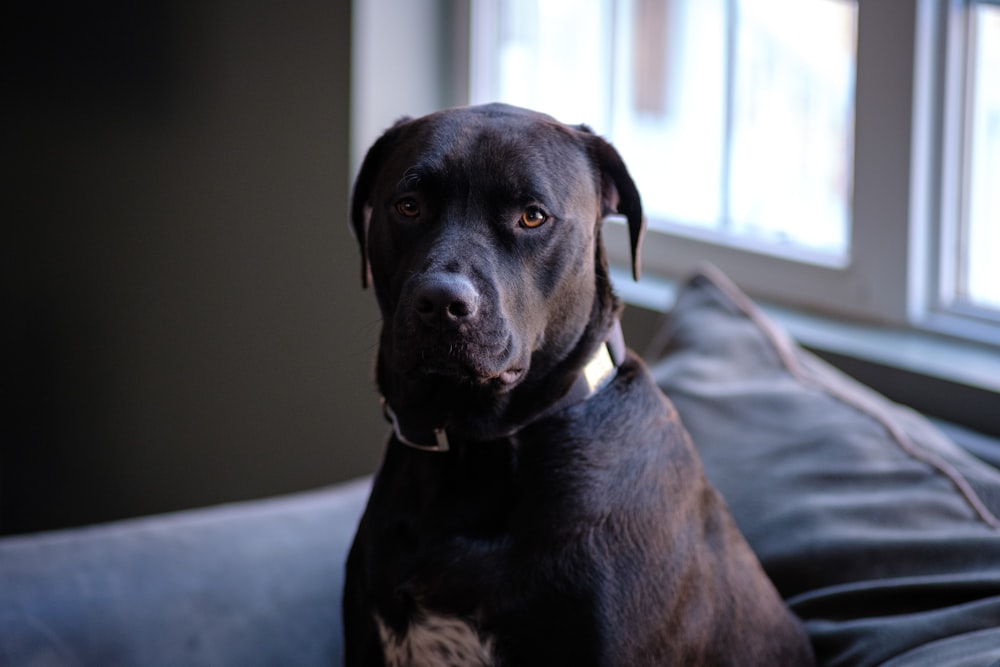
[351,104,644,440]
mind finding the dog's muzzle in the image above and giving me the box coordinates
[393,270,521,387]
[381,320,626,452]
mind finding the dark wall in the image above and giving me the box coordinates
[2,1,386,535]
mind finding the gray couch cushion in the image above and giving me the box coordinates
[0,478,370,667]
[650,265,1000,667]
[5,264,1000,666]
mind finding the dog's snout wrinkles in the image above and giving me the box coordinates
[414,273,480,327]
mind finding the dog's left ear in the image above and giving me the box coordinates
[578,126,646,281]
[350,117,412,289]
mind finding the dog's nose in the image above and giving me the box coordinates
[413,273,480,326]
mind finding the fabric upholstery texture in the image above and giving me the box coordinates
[650,265,1000,667]
[0,479,371,666]
[2,265,999,666]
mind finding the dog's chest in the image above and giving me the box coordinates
[376,610,495,667]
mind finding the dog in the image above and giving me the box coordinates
[344,103,814,666]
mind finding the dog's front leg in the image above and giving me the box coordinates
[343,543,386,667]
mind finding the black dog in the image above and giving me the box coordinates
[344,104,814,666]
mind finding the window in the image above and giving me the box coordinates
[474,0,856,261]
[470,0,1000,346]
[963,4,1000,312]
[924,0,1000,344]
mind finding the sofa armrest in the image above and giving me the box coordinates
[0,477,371,667]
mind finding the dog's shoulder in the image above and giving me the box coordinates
[562,351,693,462]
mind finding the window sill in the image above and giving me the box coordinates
[611,265,1000,438]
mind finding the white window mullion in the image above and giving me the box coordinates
[907,0,949,324]
[846,0,920,325]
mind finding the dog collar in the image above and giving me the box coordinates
[382,320,626,453]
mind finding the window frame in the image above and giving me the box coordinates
[917,0,1000,345]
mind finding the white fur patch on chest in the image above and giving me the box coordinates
[375,609,495,667]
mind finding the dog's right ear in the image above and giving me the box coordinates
[350,118,411,289]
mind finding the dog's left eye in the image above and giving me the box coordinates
[520,206,549,229]
[395,198,421,218]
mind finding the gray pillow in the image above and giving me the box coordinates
[650,265,1000,667]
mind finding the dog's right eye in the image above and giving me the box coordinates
[395,198,421,218]
[520,206,549,229]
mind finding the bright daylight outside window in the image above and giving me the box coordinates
[960,4,1000,313]
[471,0,1000,342]
[472,0,857,265]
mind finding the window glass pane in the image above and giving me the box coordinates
[962,4,1000,311]
[728,0,857,256]
[475,0,857,263]
[480,0,614,133]
[608,0,728,228]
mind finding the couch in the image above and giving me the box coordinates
[3,266,999,666]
